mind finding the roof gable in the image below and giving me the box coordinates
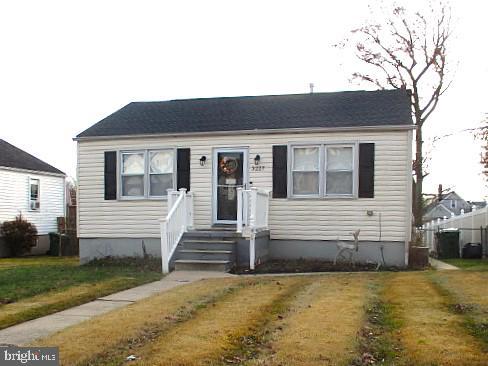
[0,139,65,175]
[77,89,413,138]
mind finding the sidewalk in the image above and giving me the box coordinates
[430,258,460,270]
[0,271,233,346]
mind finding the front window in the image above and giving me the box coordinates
[120,149,175,198]
[121,152,145,197]
[29,178,40,210]
[292,146,320,196]
[326,146,353,195]
[290,144,355,198]
[149,151,174,196]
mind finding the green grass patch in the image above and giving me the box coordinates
[0,256,161,304]
[351,282,404,366]
[0,256,162,329]
[442,258,488,271]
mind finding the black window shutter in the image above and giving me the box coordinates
[272,145,288,198]
[177,148,191,191]
[358,143,375,198]
[104,151,117,200]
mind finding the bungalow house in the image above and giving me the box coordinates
[0,139,66,257]
[75,89,414,270]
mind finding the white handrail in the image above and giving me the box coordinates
[236,187,270,269]
[160,188,191,273]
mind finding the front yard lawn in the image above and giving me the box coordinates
[0,256,162,330]
[35,270,488,366]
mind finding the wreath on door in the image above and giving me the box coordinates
[219,157,238,175]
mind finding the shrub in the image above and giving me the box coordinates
[0,214,38,257]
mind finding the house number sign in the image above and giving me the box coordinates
[251,165,265,172]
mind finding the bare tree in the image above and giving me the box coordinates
[336,1,453,228]
[478,115,488,181]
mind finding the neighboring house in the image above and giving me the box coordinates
[423,187,473,223]
[75,89,414,269]
[0,139,66,257]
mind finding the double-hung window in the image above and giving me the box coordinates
[120,149,174,198]
[290,144,355,198]
[29,178,40,210]
[149,150,174,196]
[325,146,354,195]
[291,146,320,196]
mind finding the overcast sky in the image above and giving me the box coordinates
[1,0,486,200]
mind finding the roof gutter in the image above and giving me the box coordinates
[0,166,66,177]
[73,124,416,142]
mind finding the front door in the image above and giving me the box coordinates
[213,148,248,224]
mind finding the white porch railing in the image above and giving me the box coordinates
[160,188,193,273]
[236,187,270,269]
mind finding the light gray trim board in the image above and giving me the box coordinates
[74,124,416,142]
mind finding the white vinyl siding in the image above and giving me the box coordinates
[77,129,412,242]
[0,169,65,235]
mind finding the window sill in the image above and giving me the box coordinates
[117,196,168,201]
[286,195,357,200]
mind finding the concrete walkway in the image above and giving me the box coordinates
[430,258,460,270]
[0,271,234,346]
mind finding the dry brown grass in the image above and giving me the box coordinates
[432,271,488,307]
[246,273,372,366]
[384,272,487,366]
[132,277,306,366]
[31,271,488,366]
[34,277,242,365]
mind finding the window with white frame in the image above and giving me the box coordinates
[149,150,174,196]
[325,146,354,195]
[292,146,320,196]
[121,149,174,198]
[29,178,40,210]
[290,144,355,197]
[121,152,145,197]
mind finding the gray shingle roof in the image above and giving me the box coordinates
[0,139,65,175]
[77,89,412,138]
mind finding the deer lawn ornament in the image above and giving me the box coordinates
[334,229,360,266]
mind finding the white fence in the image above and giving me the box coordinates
[237,187,270,269]
[422,206,488,255]
[159,188,193,273]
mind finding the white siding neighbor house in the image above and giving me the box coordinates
[0,139,66,257]
[75,90,414,270]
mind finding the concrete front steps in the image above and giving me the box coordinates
[174,229,239,272]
